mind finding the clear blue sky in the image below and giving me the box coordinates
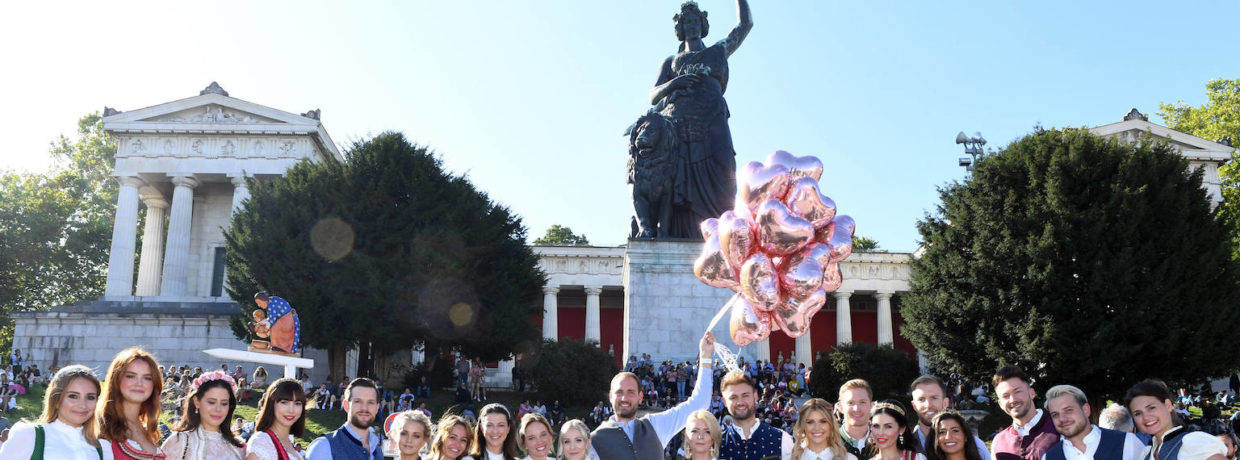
[2,1,1236,251]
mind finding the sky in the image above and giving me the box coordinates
[2,1,1237,252]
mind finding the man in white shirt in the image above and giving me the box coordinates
[910,375,991,459]
[1041,385,1144,460]
[592,332,716,460]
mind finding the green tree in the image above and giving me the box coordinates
[0,113,117,357]
[902,128,1240,405]
[533,225,590,246]
[853,235,880,251]
[808,342,919,402]
[1159,78,1240,261]
[225,132,546,379]
[527,338,619,406]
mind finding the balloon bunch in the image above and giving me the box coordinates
[694,150,855,346]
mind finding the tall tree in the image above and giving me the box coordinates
[533,225,590,246]
[1159,78,1240,261]
[225,132,546,379]
[902,128,1240,405]
[0,113,117,356]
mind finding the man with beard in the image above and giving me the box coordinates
[1042,385,1144,460]
[717,370,793,459]
[910,375,991,459]
[306,377,384,460]
[837,379,877,460]
[593,332,716,460]
[991,366,1059,460]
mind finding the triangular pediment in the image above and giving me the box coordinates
[139,104,284,124]
[1090,117,1234,163]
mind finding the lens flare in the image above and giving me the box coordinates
[310,217,355,261]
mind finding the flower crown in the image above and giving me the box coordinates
[192,370,239,394]
[873,401,905,417]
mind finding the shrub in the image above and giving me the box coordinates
[527,338,619,406]
[809,342,920,402]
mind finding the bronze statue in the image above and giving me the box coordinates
[631,0,751,239]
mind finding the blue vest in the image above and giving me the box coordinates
[719,422,784,460]
[325,426,384,460]
[1144,429,1188,460]
[1046,427,1126,460]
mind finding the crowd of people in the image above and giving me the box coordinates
[2,334,1240,460]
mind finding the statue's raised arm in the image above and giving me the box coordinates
[722,0,752,57]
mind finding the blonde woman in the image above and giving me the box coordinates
[518,413,554,460]
[557,419,597,460]
[0,365,104,459]
[388,410,434,460]
[682,409,721,460]
[792,398,855,460]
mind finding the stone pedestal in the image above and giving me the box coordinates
[622,240,745,364]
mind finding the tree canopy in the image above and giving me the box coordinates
[1159,78,1240,261]
[225,132,546,378]
[0,113,117,356]
[902,127,1240,402]
[533,225,590,246]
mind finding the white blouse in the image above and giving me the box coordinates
[0,420,104,460]
[246,431,304,460]
[1149,427,1228,460]
[161,428,245,460]
[798,445,859,460]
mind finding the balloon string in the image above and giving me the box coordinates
[706,292,740,332]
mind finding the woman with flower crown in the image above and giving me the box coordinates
[869,400,926,460]
[162,370,246,460]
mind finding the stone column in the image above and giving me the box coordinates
[876,292,895,345]
[105,177,145,296]
[542,286,560,340]
[756,341,771,363]
[160,176,198,297]
[834,291,853,344]
[230,175,250,214]
[795,330,813,366]
[134,192,168,296]
[585,286,602,344]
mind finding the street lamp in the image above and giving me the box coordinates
[956,131,986,173]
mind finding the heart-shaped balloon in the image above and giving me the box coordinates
[827,215,855,263]
[694,232,739,290]
[787,242,832,269]
[766,150,823,182]
[757,200,815,257]
[728,295,771,347]
[701,218,719,240]
[718,210,756,271]
[773,288,826,337]
[821,262,843,293]
[737,162,792,216]
[740,253,780,311]
[779,255,824,301]
[785,177,836,228]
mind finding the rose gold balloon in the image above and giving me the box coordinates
[788,242,832,269]
[728,295,771,347]
[757,199,815,257]
[821,262,843,293]
[736,161,792,215]
[766,150,823,182]
[827,215,855,263]
[740,253,780,312]
[779,254,823,301]
[694,233,739,290]
[718,210,756,271]
[814,221,834,245]
[785,177,836,228]
[701,217,720,240]
[773,288,826,338]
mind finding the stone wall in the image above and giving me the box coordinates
[623,240,741,365]
[187,182,234,297]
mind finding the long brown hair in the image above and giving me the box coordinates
[173,374,245,447]
[926,410,983,460]
[792,398,848,459]
[469,403,519,459]
[97,347,163,445]
[255,378,307,437]
[41,365,102,447]
[431,414,475,459]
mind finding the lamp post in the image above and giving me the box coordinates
[955,131,987,173]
